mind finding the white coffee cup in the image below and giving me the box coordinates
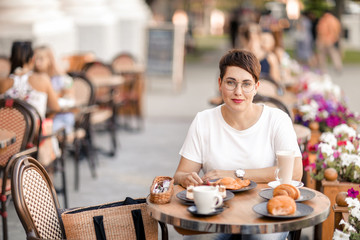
[193,186,223,214]
[275,150,295,184]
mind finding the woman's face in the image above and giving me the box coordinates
[34,49,50,72]
[218,66,259,113]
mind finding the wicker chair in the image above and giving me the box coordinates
[82,61,119,156]
[11,156,65,240]
[0,98,38,240]
[111,53,145,131]
[258,74,297,110]
[11,155,169,240]
[67,72,97,190]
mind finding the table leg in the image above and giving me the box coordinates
[158,221,168,240]
[288,230,301,240]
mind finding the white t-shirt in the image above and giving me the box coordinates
[179,104,301,174]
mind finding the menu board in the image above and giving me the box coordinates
[146,23,185,91]
[146,26,174,76]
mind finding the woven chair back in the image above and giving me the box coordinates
[71,73,95,107]
[253,94,293,120]
[0,99,35,167]
[82,61,113,78]
[11,156,64,239]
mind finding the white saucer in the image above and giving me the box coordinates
[267,180,304,188]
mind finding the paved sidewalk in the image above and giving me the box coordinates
[4,41,360,239]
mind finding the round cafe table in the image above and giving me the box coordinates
[147,184,330,237]
[0,129,16,149]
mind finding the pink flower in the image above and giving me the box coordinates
[305,163,316,172]
[333,151,340,158]
[337,141,347,146]
[347,187,359,198]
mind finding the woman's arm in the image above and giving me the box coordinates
[292,156,303,181]
[174,157,203,188]
[202,166,277,183]
[202,156,302,184]
[268,53,281,82]
[44,76,60,112]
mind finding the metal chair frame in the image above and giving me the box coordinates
[67,72,97,190]
[81,62,119,156]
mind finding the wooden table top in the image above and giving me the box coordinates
[0,129,16,149]
[90,75,125,88]
[113,65,145,74]
[147,184,330,235]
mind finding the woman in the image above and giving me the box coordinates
[174,50,302,240]
[33,45,75,134]
[240,23,281,82]
[0,41,59,118]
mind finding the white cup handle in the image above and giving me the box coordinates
[275,168,280,182]
[213,195,223,208]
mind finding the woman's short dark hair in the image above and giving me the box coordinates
[10,41,33,74]
[219,49,261,83]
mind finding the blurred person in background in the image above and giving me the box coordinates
[240,23,281,82]
[294,12,314,67]
[316,10,342,73]
[0,41,60,118]
[33,45,75,134]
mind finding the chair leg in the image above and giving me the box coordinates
[84,137,97,179]
[74,138,81,191]
[59,157,68,208]
[2,197,10,240]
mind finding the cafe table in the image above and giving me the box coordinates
[147,184,330,239]
[90,75,125,88]
[0,129,16,150]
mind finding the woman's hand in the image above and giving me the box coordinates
[202,169,234,182]
[179,172,203,188]
[174,157,202,188]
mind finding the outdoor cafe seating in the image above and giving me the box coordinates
[10,155,169,240]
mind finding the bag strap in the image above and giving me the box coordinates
[93,216,107,240]
[92,209,146,240]
[131,209,146,240]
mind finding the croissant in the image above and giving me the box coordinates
[273,184,300,200]
[267,195,296,216]
[215,177,250,190]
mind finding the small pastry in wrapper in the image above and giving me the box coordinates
[186,185,194,200]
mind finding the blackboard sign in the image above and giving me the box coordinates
[146,24,185,91]
[146,26,174,76]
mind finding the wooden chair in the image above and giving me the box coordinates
[82,61,119,156]
[0,98,38,240]
[11,155,169,240]
[111,53,145,131]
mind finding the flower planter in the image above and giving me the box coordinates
[320,180,359,240]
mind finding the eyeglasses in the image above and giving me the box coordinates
[223,79,255,93]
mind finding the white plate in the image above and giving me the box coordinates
[267,180,304,189]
